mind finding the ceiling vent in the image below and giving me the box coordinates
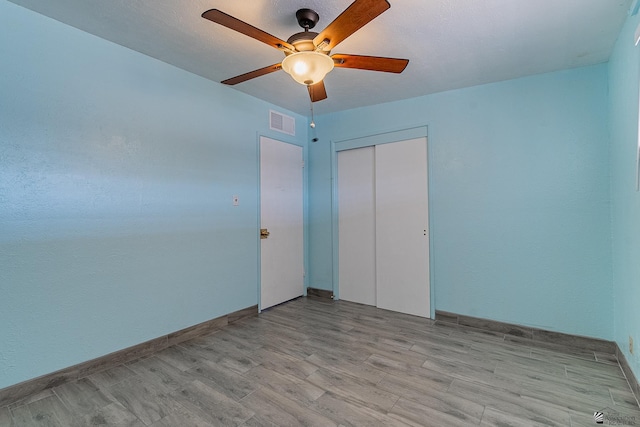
[270,110,295,136]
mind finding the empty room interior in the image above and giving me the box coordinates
[2,0,640,425]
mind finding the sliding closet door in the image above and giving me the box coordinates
[375,137,430,317]
[337,147,376,305]
[337,136,430,317]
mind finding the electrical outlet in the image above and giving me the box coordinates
[630,336,634,355]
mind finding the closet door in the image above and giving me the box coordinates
[375,137,430,317]
[337,147,376,305]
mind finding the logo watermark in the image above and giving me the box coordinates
[593,407,637,425]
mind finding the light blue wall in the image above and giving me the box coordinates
[609,10,640,379]
[309,64,613,339]
[0,1,307,389]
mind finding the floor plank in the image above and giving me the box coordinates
[239,387,336,427]
[0,406,12,426]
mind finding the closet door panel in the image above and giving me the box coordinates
[375,137,430,317]
[337,147,376,305]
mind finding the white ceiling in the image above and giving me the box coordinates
[7,0,633,115]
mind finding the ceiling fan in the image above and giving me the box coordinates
[201,0,409,103]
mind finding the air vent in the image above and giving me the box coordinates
[270,110,295,136]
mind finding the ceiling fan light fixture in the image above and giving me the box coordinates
[281,51,334,85]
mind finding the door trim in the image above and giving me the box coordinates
[330,125,435,318]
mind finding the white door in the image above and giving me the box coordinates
[337,147,376,305]
[375,137,430,317]
[260,137,304,310]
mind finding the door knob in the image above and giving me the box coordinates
[260,228,270,239]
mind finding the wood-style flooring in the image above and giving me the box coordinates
[2,297,639,426]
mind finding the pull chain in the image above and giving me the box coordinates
[309,84,316,128]
[310,98,316,128]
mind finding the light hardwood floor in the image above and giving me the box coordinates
[2,297,639,426]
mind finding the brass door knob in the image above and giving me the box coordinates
[260,228,270,239]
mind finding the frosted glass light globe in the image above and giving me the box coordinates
[281,51,334,85]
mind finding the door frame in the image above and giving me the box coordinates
[257,134,308,312]
[330,125,436,318]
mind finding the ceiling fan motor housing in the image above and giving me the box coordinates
[286,31,320,53]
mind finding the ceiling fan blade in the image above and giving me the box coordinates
[202,9,295,52]
[313,0,390,51]
[332,54,408,73]
[221,63,282,85]
[308,81,328,102]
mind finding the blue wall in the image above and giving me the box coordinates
[308,64,613,340]
[609,10,640,379]
[0,1,307,389]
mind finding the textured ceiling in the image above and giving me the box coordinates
[7,0,633,115]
